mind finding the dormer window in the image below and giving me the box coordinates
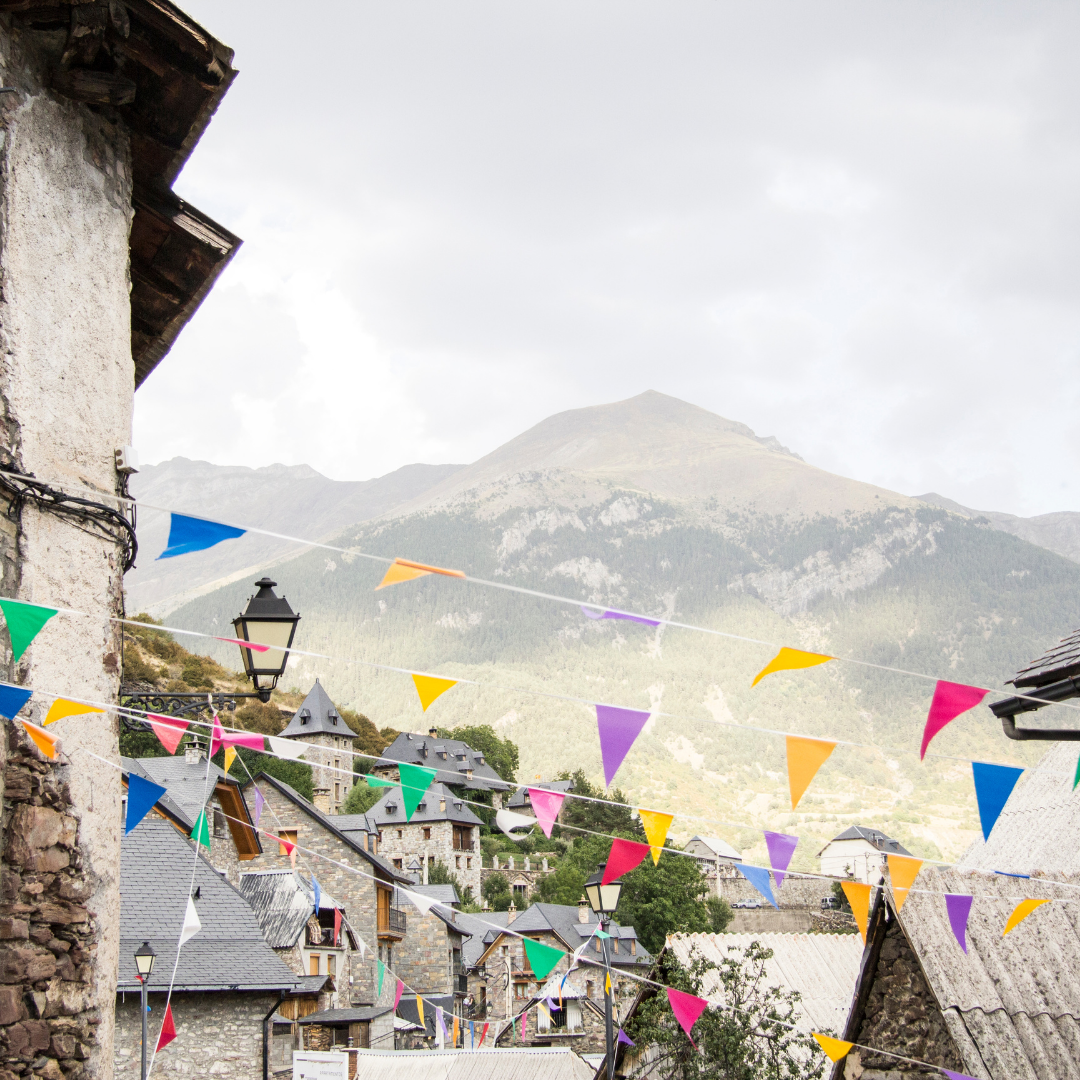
[300,708,311,725]
[475,754,485,765]
[417,802,427,813]
[386,802,398,814]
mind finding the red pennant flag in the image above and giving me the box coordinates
[602,838,651,885]
[333,908,342,945]
[920,680,988,759]
[156,1002,177,1051]
[478,1022,489,1047]
[667,988,707,1046]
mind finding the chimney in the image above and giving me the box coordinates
[428,726,438,738]
[578,897,589,924]
[506,902,517,925]
[313,788,331,813]
[185,743,203,765]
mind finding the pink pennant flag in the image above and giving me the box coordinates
[920,681,988,759]
[667,987,707,1047]
[529,788,566,838]
[253,787,265,827]
[147,713,188,755]
[596,704,651,786]
[210,714,225,758]
[602,838,651,885]
[214,636,269,652]
[225,730,265,751]
[520,1011,526,1039]
[394,980,404,1008]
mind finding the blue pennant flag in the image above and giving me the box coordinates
[126,773,167,834]
[0,684,32,720]
[973,761,1024,841]
[158,514,246,560]
[311,874,321,914]
[738,864,778,908]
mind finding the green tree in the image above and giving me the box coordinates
[626,942,825,1080]
[615,848,713,956]
[535,834,610,906]
[439,725,519,783]
[427,859,476,906]
[343,709,397,775]
[706,896,734,934]
[225,747,314,802]
[482,872,513,912]
[341,780,383,815]
[557,770,644,839]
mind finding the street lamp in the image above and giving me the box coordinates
[134,941,156,1080]
[584,871,623,1080]
[232,578,301,703]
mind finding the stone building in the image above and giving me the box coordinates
[481,851,558,907]
[366,782,484,900]
[277,681,357,815]
[391,901,467,1020]
[0,4,238,1077]
[684,835,743,891]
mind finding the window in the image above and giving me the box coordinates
[334,783,340,801]
[514,982,528,999]
[466,858,472,869]
[455,856,461,869]
[327,954,336,977]
[586,981,594,999]
[393,859,403,870]
[630,940,636,956]
[309,954,320,976]
[595,939,602,953]
[613,937,619,954]
[423,828,431,840]
[279,829,297,856]
[397,829,403,839]
[213,809,226,838]
[567,1002,583,1031]
[334,759,340,772]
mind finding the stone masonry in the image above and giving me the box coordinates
[392,909,463,1003]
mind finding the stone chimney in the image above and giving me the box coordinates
[578,897,589,924]
[507,901,517,924]
[184,743,203,765]
[313,788,331,813]
[429,726,438,738]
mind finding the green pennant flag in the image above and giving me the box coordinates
[377,959,385,996]
[0,600,57,662]
[523,937,565,981]
[595,929,611,940]
[366,775,397,788]
[1074,753,1080,790]
[191,809,211,850]
[398,762,437,821]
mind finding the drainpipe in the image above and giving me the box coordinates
[263,991,286,1080]
[989,676,1080,740]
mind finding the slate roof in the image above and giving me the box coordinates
[411,884,461,907]
[347,1046,595,1080]
[508,780,574,809]
[376,731,509,792]
[298,1006,394,1025]
[335,811,379,841]
[121,756,199,829]
[1008,626,1080,689]
[818,825,912,857]
[368,783,484,828]
[118,816,305,993]
[126,754,228,827]
[279,679,356,739]
[686,835,743,861]
[239,869,343,950]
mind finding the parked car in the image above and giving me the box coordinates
[821,896,842,910]
[732,899,762,909]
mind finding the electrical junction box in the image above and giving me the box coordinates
[114,446,140,474]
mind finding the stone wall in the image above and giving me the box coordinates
[114,990,279,1080]
[718,877,832,909]
[726,910,814,933]
[393,910,460,999]
[379,819,480,899]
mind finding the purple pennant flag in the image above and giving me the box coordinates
[946,894,973,953]
[763,831,799,887]
[942,1073,978,1080]
[253,787,265,828]
[596,704,651,786]
[581,605,660,627]
[617,1028,635,1046]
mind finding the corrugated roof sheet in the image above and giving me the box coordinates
[668,932,863,1033]
[239,869,342,949]
[298,1006,393,1024]
[350,1046,594,1080]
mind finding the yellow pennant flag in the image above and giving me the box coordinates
[223,746,237,774]
[1003,898,1050,935]
[605,973,611,995]
[841,881,872,943]
[752,647,833,687]
[21,720,57,760]
[417,996,425,1028]
[785,736,836,809]
[639,809,674,865]
[412,673,457,712]
[887,855,922,912]
[43,698,104,726]
[453,1015,459,1047]
[812,1033,853,1063]
[376,557,466,590]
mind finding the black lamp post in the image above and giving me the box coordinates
[134,940,156,1080]
[232,578,301,703]
[584,870,623,1080]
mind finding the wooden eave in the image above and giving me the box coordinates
[215,779,261,860]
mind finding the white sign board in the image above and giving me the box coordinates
[293,1051,349,1080]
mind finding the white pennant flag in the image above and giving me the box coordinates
[401,888,437,915]
[268,735,310,762]
[179,896,201,946]
[495,808,537,838]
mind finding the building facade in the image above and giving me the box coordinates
[373,729,509,808]
[278,681,357,814]
[817,826,912,884]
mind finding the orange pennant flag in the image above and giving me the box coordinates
[43,698,104,726]
[785,736,836,808]
[812,1033,853,1062]
[752,647,833,687]
[376,557,466,589]
[639,809,674,865]
[842,881,872,943]
[21,719,57,760]
[887,855,923,913]
[412,673,457,712]
[1003,898,1050,935]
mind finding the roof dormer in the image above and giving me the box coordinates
[299,708,311,725]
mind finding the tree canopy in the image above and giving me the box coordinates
[438,724,519,784]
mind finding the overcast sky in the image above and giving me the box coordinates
[132,1,1080,518]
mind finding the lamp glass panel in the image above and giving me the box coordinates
[584,880,602,913]
[134,947,155,976]
[237,618,295,675]
[599,881,622,912]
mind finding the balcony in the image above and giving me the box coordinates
[455,973,468,994]
[378,906,407,938]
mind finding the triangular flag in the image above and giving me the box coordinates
[1003,898,1050,935]
[479,1022,489,1047]
[223,730,265,752]
[785,736,836,809]
[311,874,321,914]
[376,557,465,589]
[529,788,566,839]
[639,810,674,864]
[253,787,265,827]
[417,996,425,1029]
[920,681,989,758]
[267,735,310,761]
[453,1015,459,1048]
[812,1034,853,1063]
[1075,753,1080,791]
[752,647,833,687]
[43,698,103,725]
[942,1073,979,1080]
[20,720,56,759]
[520,1011,526,1039]
[887,855,923,912]
[496,808,537,837]
[367,775,397,788]
[158,513,245,559]
[972,761,1024,840]
[602,838,651,885]
[289,845,297,870]
[841,881,872,943]
[210,714,224,759]
[605,973,611,999]
[470,1020,475,1048]
[946,894,973,952]
[763,831,799,887]
[596,704,651,786]
[595,929,610,940]
[191,810,211,850]
[739,865,778,908]
[334,908,342,945]
[394,980,404,1009]
[523,938,565,981]
[398,762,437,820]
[436,1005,446,1046]
[156,1002,177,1051]
[125,774,166,834]
[377,960,385,997]
[223,746,236,775]
[0,684,33,719]
[667,988,707,1046]
[412,674,457,712]
[617,1028,634,1046]
[179,896,201,945]
[402,888,437,915]
[147,714,188,755]
[0,600,56,661]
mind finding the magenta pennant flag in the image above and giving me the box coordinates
[946,894,973,953]
[763,831,799,887]
[210,714,224,758]
[602,838,651,885]
[580,606,660,627]
[224,730,265,751]
[529,788,566,839]
[667,987,707,1047]
[942,1073,978,1080]
[394,980,404,1009]
[920,681,988,759]
[253,787,265,827]
[596,704,651,786]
